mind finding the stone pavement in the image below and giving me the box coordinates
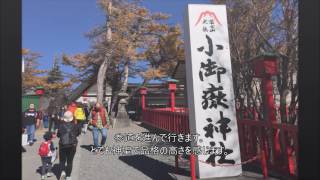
[22,123,279,180]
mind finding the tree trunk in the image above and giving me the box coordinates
[110,90,119,117]
[121,62,129,93]
[109,73,121,117]
[97,1,113,104]
[288,83,298,124]
[97,1,112,104]
[280,58,289,123]
[104,82,112,112]
[280,90,289,123]
[109,61,130,118]
[97,58,109,104]
[109,62,130,120]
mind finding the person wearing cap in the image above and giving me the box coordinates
[57,111,81,180]
[88,102,111,149]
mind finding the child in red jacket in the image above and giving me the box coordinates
[38,132,56,180]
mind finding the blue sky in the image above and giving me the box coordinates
[23,0,211,84]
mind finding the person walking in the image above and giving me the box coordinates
[22,103,40,146]
[43,112,49,129]
[58,106,67,125]
[58,106,67,121]
[88,102,111,149]
[38,132,56,180]
[49,108,59,135]
[82,102,90,134]
[57,111,81,180]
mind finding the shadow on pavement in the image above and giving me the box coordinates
[119,155,190,180]
[36,164,62,179]
[80,144,94,152]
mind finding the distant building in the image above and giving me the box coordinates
[22,89,50,112]
[67,76,112,111]
[68,75,187,115]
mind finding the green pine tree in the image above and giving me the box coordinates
[48,55,64,83]
[47,55,64,95]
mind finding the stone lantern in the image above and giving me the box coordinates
[115,92,131,128]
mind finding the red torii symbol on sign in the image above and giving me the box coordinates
[195,11,222,26]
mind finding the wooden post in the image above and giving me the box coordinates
[259,127,269,179]
[139,87,147,110]
[261,148,269,179]
[175,155,179,174]
[190,153,196,180]
[170,90,175,112]
[261,77,277,124]
[168,79,178,112]
[251,54,281,165]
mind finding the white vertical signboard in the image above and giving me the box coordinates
[184,4,242,178]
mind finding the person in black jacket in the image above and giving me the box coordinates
[22,103,40,146]
[57,111,81,180]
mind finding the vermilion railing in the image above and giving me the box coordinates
[142,108,189,134]
[237,119,298,178]
[141,107,298,178]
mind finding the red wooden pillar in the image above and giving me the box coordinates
[168,79,178,112]
[261,77,278,124]
[139,87,147,110]
[168,79,180,173]
[251,54,281,170]
[190,153,196,180]
[251,54,278,124]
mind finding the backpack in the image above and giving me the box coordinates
[38,141,51,157]
[74,108,86,121]
[60,124,77,146]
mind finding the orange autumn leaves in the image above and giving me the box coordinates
[22,48,74,93]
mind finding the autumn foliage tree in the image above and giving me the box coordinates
[22,48,48,93]
[211,0,298,124]
[22,48,74,96]
[63,0,185,115]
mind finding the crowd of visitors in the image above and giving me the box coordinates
[22,101,112,180]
